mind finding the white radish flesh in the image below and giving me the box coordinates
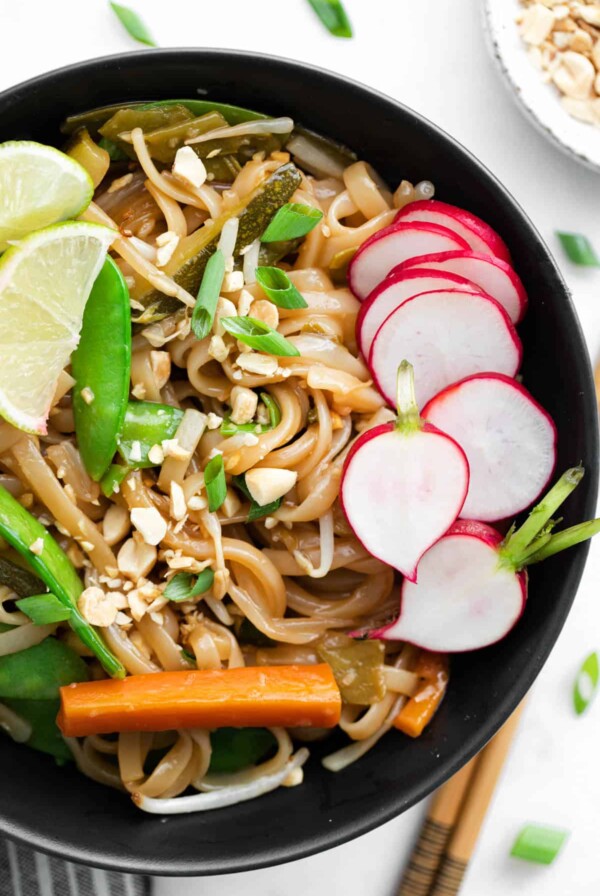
[397,250,527,324]
[369,290,522,408]
[348,222,470,301]
[394,200,511,263]
[372,522,526,651]
[357,268,482,359]
[340,363,469,582]
[423,374,556,522]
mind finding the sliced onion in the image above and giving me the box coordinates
[132,748,309,814]
[185,118,294,147]
[242,238,260,285]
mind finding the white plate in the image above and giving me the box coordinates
[484,0,600,171]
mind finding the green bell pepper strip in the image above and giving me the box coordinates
[72,257,132,481]
[117,401,184,468]
[0,638,88,701]
[0,486,125,678]
[208,727,277,774]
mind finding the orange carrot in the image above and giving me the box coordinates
[57,664,341,737]
[394,651,449,738]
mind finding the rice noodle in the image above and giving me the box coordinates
[184,117,294,146]
[0,703,33,743]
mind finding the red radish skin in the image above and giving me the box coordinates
[357,268,485,359]
[423,373,557,522]
[339,363,469,582]
[348,221,470,301]
[394,200,511,264]
[369,290,522,409]
[370,520,528,652]
[395,250,527,324]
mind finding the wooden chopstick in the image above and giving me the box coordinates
[397,756,478,896]
[428,702,525,896]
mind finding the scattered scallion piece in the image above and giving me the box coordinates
[220,316,300,357]
[164,569,215,602]
[306,0,353,38]
[191,250,226,341]
[204,455,227,513]
[233,473,282,521]
[261,203,323,242]
[109,2,156,46]
[511,824,569,865]
[573,650,599,715]
[556,232,600,267]
[15,594,72,625]
[255,266,309,310]
[220,391,281,437]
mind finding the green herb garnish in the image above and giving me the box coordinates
[110,2,156,46]
[556,232,600,267]
[511,824,569,865]
[255,266,309,310]
[220,316,300,357]
[232,473,282,521]
[164,569,215,602]
[261,203,323,242]
[191,250,226,341]
[220,391,281,437]
[573,651,599,715]
[204,455,227,513]
[306,0,353,38]
[15,594,72,626]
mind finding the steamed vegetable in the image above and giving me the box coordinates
[133,162,302,321]
[394,200,511,264]
[369,289,521,409]
[72,257,132,481]
[57,665,342,736]
[372,468,600,652]
[340,362,469,581]
[0,486,125,677]
[422,374,557,522]
[394,652,449,736]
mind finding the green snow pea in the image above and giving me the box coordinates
[117,401,184,468]
[0,638,88,701]
[208,728,277,774]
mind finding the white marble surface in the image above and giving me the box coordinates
[0,1,599,892]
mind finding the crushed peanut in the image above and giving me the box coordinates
[80,387,95,405]
[519,0,600,124]
[206,412,223,430]
[235,352,279,376]
[130,507,168,546]
[170,481,187,521]
[77,586,119,627]
[29,537,44,556]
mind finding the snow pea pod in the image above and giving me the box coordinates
[0,637,88,701]
[0,486,125,679]
[208,728,277,774]
[72,257,131,482]
[117,400,184,468]
[3,698,73,761]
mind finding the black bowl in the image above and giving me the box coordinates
[0,49,596,876]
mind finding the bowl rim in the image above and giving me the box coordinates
[0,46,597,876]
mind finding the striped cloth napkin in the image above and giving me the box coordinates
[0,839,150,896]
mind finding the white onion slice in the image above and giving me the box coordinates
[185,118,294,146]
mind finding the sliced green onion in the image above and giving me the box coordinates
[164,569,215,602]
[15,594,72,625]
[181,648,196,666]
[204,455,227,513]
[255,267,308,310]
[118,401,184,469]
[556,232,600,267]
[261,392,281,428]
[220,392,281,437]
[573,651,599,714]
[511,824,569,865]
[261,203,323,242]
[220,316,300,357]
[232,473,282,521]
[191,250,226,341]
[306,0,353,38]
[100,463,130,497]
[109,2,156,46]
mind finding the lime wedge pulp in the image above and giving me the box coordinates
[0,221,116,434]
[0,141,93,250]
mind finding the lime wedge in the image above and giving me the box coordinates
[0,221,116,434]
[0,141,93,249]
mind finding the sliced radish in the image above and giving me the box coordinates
[369,468,600,651]
[357,268,483,359]
[396,250,527,324]
[348,222,470,301]
[394,200,511,264]
[340,362,468,582]
[423,374,557,522]
[369,290,522,408]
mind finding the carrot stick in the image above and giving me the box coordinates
[57,664,342,737]
[394,651,449,738]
